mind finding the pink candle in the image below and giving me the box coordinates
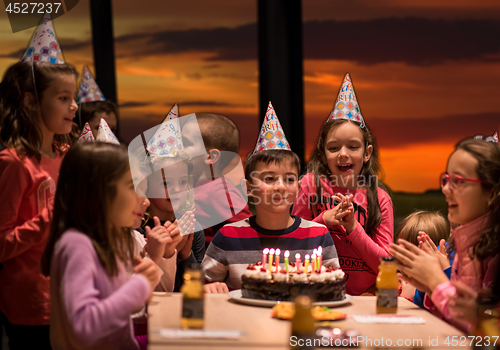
[275,248,281,273]
[295,253,301,272]
[262,248,269,268]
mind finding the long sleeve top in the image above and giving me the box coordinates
[292,173,394,295]
[424,214,498,333]
[49,229,151,350]
[0,148,63,325]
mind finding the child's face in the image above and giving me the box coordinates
[442,149,492,225]
[39,74,78,136]
[148,160,189,216]
[89,112,117,138]
[323,122,372,190]
[247,160,299,216]
[182,119,209,180]
[109,170,141,230]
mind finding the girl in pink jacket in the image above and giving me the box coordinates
[292,74,394,295]
[390,137,500,333]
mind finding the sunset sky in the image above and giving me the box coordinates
[1,0,499,193]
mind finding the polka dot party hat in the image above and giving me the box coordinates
[20,13,64,64]
[96,118,120,145]
[146,104,183,156]
[254,101,291,152]
[328,73,365,127]
[76,66,105,103]
[79,122,95,142]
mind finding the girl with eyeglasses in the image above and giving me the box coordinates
[389,137,500,333]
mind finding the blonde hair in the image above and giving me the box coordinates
[396,210,449,246]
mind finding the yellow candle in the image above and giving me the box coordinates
[269,248,275,274]
[304,254,310,275]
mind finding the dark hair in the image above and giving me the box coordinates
[396,210,449,246]
[76,100,119,129]
[0,61,77,161]
[447,138,500,260]
[307,119,388,237]
[245,149,301,181]
[41,142,135,277]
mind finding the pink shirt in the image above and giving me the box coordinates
[292,173,394,295]
[0,148,63,325]
[50,230,150,350]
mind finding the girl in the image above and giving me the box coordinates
[137,153,205,291]
[41,142,158,350]
[292,118,394,295]
[390,138,500,333]
[0,61,78,349]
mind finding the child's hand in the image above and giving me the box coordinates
[145,216,172,265]
[417,231,450,270]
[203,282,229,294]
[322,193,353,229]
[178,211,196,237]
[449,281,479,324]
[178,233,194,261]
[389,239,448,293]
[133,257,159,299]
[162,220,183,259]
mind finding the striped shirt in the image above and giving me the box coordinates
[202,216,339,290]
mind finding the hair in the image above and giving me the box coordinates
[194,113,239,169]
[396,211,450,246]
[141,152,196,224]
[0,61,77,162]
[447,138,500,260]
[245,149,301,182]
[307,119,387,237]
[76,100,119,129]
[41,142,135,277]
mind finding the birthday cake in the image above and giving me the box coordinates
[240,262,347,302]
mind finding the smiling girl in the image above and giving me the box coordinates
[0,61,78,348]
[389,138,500,333]
[292,74,394,295]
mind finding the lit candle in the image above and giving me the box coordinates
[304,254,310,274]
[318,246,323,269]
[269,248,275,274]
[295,253,301,272]
[311,254,316,272]
[284,250,290,274]
[275,248,281,273]
[262,248,269,269]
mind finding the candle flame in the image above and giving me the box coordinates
[275,248,281,255]
[311,254,316,259]
[269,248,275,254]
[305,254,310,260]
[263,248,269,254]
[295,253,300,259]
[284,250,290,258]
[318,246,322,254]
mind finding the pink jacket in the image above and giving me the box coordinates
[425,214,498,333]
[292,173,394,295]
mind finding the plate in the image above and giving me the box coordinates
[228,290,352,308]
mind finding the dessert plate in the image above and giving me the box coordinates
[228,289,352,308]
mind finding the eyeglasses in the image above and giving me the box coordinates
[440,173,484,190]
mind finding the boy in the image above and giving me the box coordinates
[181,113,252,248]
[202,103,339,293]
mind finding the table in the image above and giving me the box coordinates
[148,293,467,350]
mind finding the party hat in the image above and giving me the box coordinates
[254,102,291,152]
[20,13,64,64]
[79,122,95,142]
[96,118,120,145]
[328,73,364,126]
[493,132,499,143]
[145,104,183,156]
[76,66,105,103]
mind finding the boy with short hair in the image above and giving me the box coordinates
[202,103,339,293]
[181,113,252,248]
